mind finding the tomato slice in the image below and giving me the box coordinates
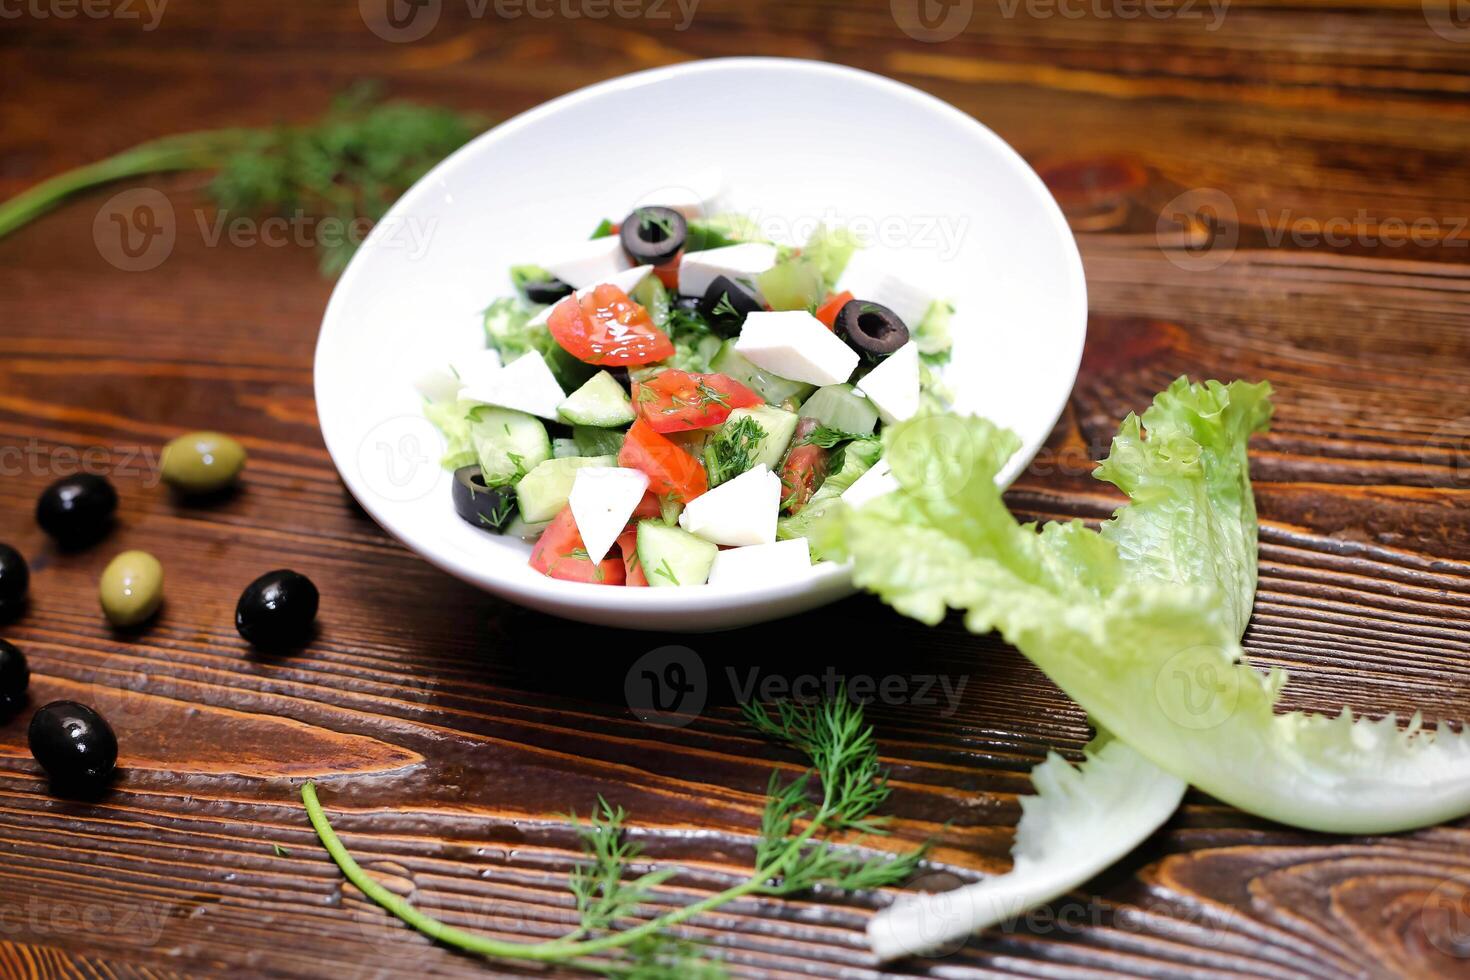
[547,284,675,367]
[653,253,682,290]
[632,370,763,433]
[616,530,648,587]
[618,419,708,502]
[529,507,626,585]
[779,443,829,514]
[626,491,663,530]
[814,290,853,330]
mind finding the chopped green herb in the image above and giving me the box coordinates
[653,559,680,585]
[703,415,766,487]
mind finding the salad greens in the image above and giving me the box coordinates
[818,377,1470,835]
[303,692,922,977]
[776,436,882,544]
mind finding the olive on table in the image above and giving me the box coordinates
[160,431,247,495]
[452,466,517,532]
[523,278,575,305]
[0,543,28,623]
[697,276,763,337]
[99,550,164,628]
[620,206,687,267]
[0,639,29,719]
[236,570,319,650]
[28,701,117,789]
[36,474,117,547]
[834,300,910,364]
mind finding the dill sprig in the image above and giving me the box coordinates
[0,82,484,276]
[702,415,766,487]
[301,691,924,977]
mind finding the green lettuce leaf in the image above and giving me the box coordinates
[803,224,862,291]
[825,378,1470,834]
[424,398,476,471]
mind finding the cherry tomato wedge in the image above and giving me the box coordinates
[618,419,707,502]
[632,370,763,433]
[548,284,674,367]
[814,291,853,330]
[779,443,829,514]
[616,530,648,587]
[653,254,682,290]
[530,507,626,585]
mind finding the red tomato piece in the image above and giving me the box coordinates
[547,285,674,367]
[627,492,663,530]
[618,419,708,502]
[616,530,648,587]
[779,443,829,514]
[814,291,853,330]
[529,507,626,585]
[653,253,682,290]
[631,370,763,433]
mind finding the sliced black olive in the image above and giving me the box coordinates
[0,544,28,624]
[524,278,574,305]
[620,206,687,267]
[36,474,117,547]
[835,300,910,364]
[698,276,764,338]
[236,570,319,651]
[0,639,29,719]
[29,701,117,790]
[453,465,517,532]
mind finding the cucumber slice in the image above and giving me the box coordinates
[515,454,617,523]
[727,405,798,470]
[572,425,625,457]
[798,384,879,436]
[558,371,635,427]
[631,275,671,328]
[552,438,579,459]
[636,521,717,587]
[505,514,550,542]
[757,257,824,312]
[710,341,815,409]
[469,407,552,485]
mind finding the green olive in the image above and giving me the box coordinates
[99,550,163,627]
[161,431,246,494]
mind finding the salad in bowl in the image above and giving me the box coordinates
[418,200,954,589]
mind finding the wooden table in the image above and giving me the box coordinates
[2,1,1469,976]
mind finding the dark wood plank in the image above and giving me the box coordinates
[1,0,1469,976]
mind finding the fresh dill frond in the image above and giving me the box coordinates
[800,425,867,449]
[703,415,766,487]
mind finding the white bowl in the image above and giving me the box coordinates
[315,58,1086,631]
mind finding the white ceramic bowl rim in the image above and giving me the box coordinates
[315,57,1086,624]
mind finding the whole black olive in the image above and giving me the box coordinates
[0,544,28,623]
[524,278,575,305]
[36,474,117,547]
[835,300,911,364]
[29,701,117,789]
[698,276,764,337]
[0,639,29,719]
[620,206,687,267]
[452,466,517,532]
[236,570,319,650]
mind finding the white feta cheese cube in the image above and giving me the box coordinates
[678,242,778,299]
[836,255,934,328]
[568,467,650,564]
[678,464,780,546]
[447,349,504,391]
[588,264,653,297]
[841,459,898,510]
[855,342,920,425]
[544,235,633,290]
[459,350,565,420]
[734,311,860,387]
[706,539,812,589]
[414,367,463,404]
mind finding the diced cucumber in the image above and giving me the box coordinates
[573,425,626,457]
[536,343,599,395]
[558,371,635,427]
[515,454,617,523]
[659,495,684,526]
[798,384,878,436]
[631,275,671,328]
[552,438,579,459]
[710,341,815,409]
[636,521,717,587]
[727,405,798,470]
[505,514,550,542]
[757,257,824,312]
[469,407,552,485]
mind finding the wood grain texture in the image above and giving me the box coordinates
[1,1,1469,976]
